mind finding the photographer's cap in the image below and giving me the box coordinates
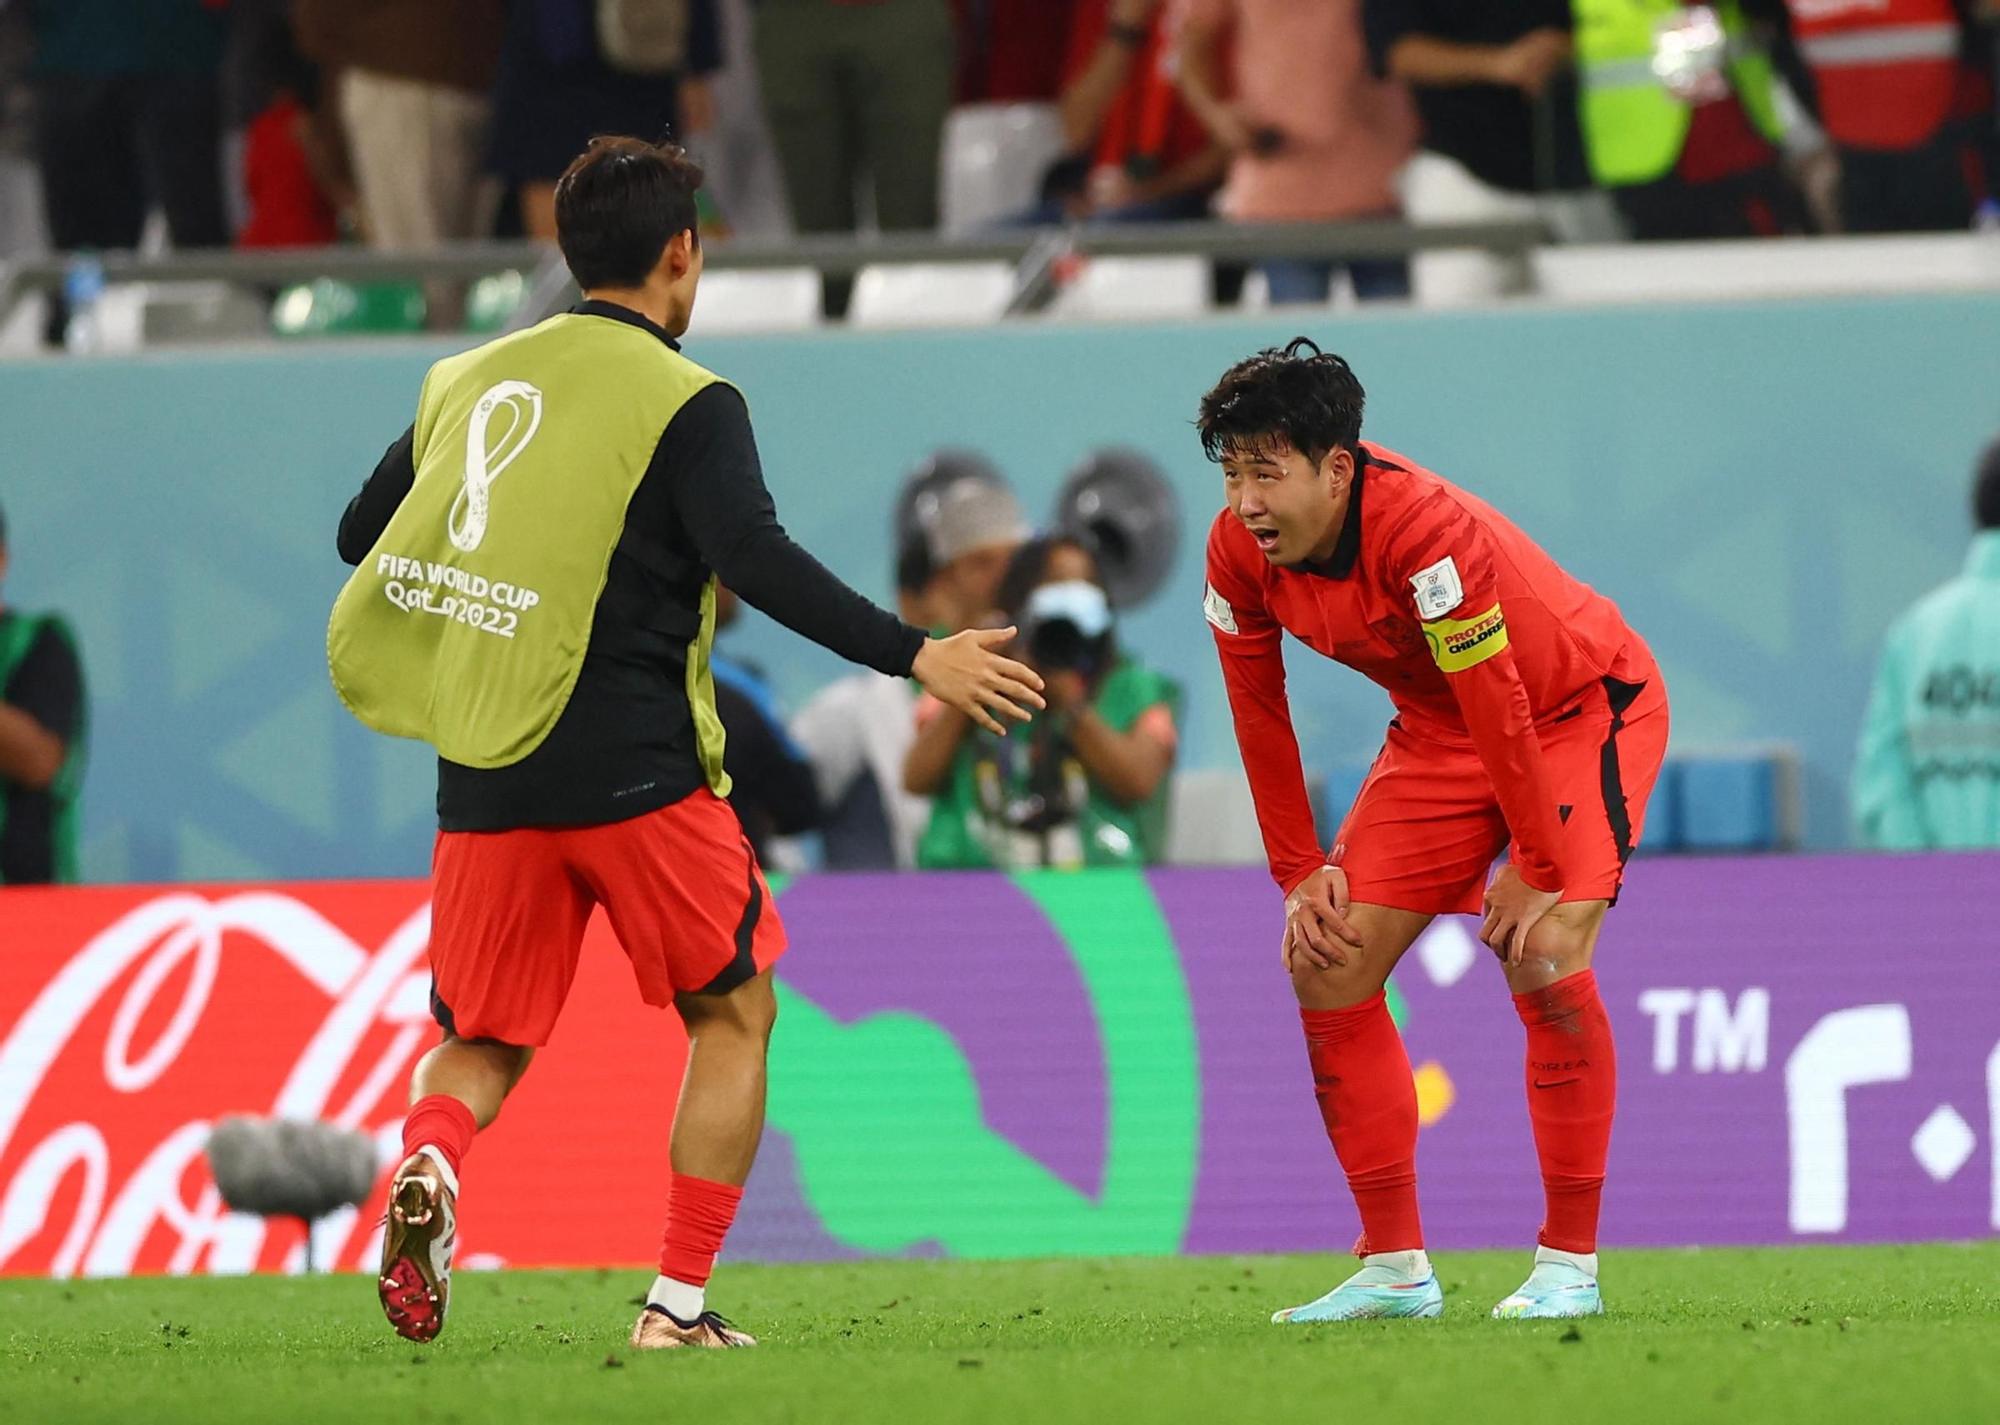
[1026,580,1113,637]
[932,479,1029,563]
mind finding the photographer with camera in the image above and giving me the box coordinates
[906,536,1179,869]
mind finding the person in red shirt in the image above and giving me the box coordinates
[1199,338,1669,1323]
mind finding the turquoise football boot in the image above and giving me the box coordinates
[1272,1256,1445,1323]
[1492,1249,1604,1319]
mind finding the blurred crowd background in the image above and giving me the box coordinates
[1,0,1997,330]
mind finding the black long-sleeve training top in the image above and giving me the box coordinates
[336,300,925,832]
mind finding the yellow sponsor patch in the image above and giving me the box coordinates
[1422,603,1509,673]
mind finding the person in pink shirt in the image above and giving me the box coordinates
[1175,0,1417,304]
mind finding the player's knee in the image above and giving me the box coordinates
[1515,911,1602,982]
[681,970,778,1042]
[1289,954,1385,1010]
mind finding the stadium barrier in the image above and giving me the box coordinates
[2,857,1994,1279]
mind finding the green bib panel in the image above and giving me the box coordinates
[328,313,725,771]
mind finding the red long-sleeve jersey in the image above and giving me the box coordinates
[1205,443,1658,896]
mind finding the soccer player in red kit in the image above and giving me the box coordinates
[1198,340,1670,1321]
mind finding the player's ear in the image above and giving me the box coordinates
[661,228,696,282]
[1320,445,1354,494]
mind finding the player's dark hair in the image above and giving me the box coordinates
[554,135,704,291]
[1195,337,1365,466]
[1975,436,2000,530]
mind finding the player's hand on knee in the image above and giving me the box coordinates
[912,627,1047,735]
[1480,864,1562,966]
[1284,865,1363,970]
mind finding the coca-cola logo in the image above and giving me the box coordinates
[0,891,433,1277]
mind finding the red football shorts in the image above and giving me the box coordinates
[428,788,787,1046]
[1332,675,1670,915]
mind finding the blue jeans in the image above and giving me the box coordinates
[1262,256,1411,305]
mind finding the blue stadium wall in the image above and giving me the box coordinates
[1,293,1994,882]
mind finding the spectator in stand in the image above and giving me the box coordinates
[228,0,350,249]
[789,533,944,870]
[1775,0,1997,232]
[25,0,231,338]
[1013,0,1229,227]
[0,501,87,886]
[709,585,825,862]
[694,0,791,240]
[754,0,954,247]
[292,0,504,251]
[908,536,1178,869]
[1572,0,1809,240]
[1363,0,1622,303]
[1852,438,2000,849]
[1174,0,1418,305]
[954,0,1076,103]
[489,0,721,242]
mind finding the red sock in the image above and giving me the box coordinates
[401,1094,477,1184]
[658,1172,745,1287]
[1299,991,1423,1255]
[1514,969,1617,1254]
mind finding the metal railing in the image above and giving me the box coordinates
[0,217,1550,339]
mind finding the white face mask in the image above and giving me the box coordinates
[1024,580,1113,637]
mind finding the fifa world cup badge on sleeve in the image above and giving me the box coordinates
[1410,557,1464,620]
[1203,583,1239,635]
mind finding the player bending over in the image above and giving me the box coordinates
[1197,339,1669,1321]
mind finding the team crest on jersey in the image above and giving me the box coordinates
[1203,583,1238,635]
[1409,556,1463,620]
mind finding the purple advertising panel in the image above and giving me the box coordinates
[3,857,1994,1277]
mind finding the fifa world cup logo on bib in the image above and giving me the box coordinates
[448,380,544,554]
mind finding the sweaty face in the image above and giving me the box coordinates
[1221,441,1345,566]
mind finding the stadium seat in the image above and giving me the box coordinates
[1049,257,1209,321]
[137,283,273,345]
[464,271,531,333]
[848,262,1016,329]
[271,279,426,337]
[1675,748,1800,852]
[689,268,823,334]
[939,103,1065,234]
[1531,234,2000,306]
[1165,767,1331,866]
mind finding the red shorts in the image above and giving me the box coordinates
[428,788,787,1046]
[1332,675,1670,915]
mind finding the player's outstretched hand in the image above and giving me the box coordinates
[912,627,1047,736]
[1480,864,1562,965]
[1283,864,1365,972]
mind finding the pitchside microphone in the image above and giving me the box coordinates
[205,1117,379,1272]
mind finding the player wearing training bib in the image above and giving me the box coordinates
[1198,339,1669,1322]
[329,137,1042,1351]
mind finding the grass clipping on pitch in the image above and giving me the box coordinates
[3,1244,1997,1424]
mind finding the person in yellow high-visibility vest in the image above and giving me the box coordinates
[1572,0,1810,237]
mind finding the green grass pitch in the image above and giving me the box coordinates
[5,1245,1997,1424]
